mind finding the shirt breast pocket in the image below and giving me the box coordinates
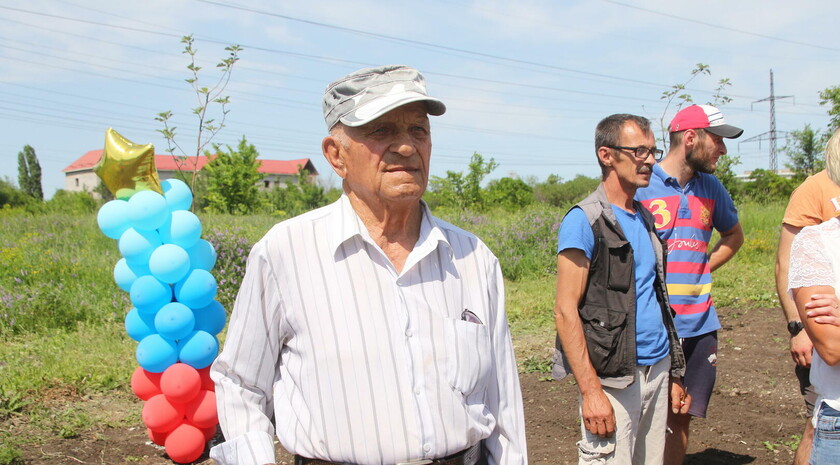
[445,318,493,397]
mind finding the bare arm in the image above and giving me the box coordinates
[793,285,840,366]
[554,249,615,437]
[775,223,813,367]
[708,222,744,272]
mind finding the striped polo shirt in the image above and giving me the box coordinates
[635,164,739,338]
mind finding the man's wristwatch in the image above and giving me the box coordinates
[788,320,804,337]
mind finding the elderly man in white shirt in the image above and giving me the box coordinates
[209,65,527,465]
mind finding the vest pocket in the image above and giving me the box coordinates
[579,304,628,377]
[605,239,632,292]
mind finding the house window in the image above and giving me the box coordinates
[264,180,270,188]
[75,178,79,187]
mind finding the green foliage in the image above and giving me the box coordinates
[532,174,599,208]
[819,85,840,133]
[16,145,43,201]
[203,136,264,214]
[519,355,552,374]
[266,167,329,217]
[0,178,30,209]
[784,124,825,179]
[715,155,745,202]
[427,153,498,210]
[155,35,242,192]
[202,227,252,312]
[485,177,534,211]
[0,442,22,465]
[741,169,796,203]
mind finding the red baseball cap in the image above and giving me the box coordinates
[669,104,743,139]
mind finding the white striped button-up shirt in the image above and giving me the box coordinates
[210,195,527,465]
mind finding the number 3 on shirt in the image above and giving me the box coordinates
[648,199,672,229]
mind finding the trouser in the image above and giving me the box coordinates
[576,357,670,465]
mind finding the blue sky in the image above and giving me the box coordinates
[2,0,838,198]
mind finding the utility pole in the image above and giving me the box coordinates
[739,69,793,173]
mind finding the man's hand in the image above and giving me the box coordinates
[790,331,814,367]
[670,377,690,414]
[804,293,840,326]
[581,389,615,438]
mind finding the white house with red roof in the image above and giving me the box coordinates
[62,150,318,195]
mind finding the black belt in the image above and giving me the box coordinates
[295,442,483,465]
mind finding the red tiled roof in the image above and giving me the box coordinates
[63,151,316,175]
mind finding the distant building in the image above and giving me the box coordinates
[734,169,796,180]
[62,150,318,195]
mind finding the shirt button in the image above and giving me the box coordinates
[414,388,421,396]
[405,329,413,337]
[423,443,431,453]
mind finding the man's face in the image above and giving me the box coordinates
[686,130,727,174]
[328,102,432,206]
[607,122,656,189]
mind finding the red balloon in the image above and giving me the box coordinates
[200,424,217,442]
[197,366,215,392]
[185,390,218,429]
[147,427,168,446]
[131,366,162,401]
[160,363,201,404]
[142,394,185,433]
[165,423,205,463]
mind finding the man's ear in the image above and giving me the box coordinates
[597,146,613,167]
[322,135,346,178]
[683,129,697,149]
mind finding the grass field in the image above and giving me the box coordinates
[0,200,785,462]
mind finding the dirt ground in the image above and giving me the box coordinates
[10,306,806,465]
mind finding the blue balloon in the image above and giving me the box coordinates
[129,275,173,314]
[128,190,169,231]
[149,244,191,284]
[178,330,219,369]
[136,334,179,373]
[158,210,202,249]
[125,307,156,342]
[119,228,162,265]
[155,302,195,341]
[161,178,193,211]
[174,269,217,309]
[114,258,140,293]
[97,199,131,239]
[186,239,216,271]
[193,300,227,336]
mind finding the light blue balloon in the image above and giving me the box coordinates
[149,244,191,284]
[161,178,193,211]
[174,269,217,309]
[114,258,139,293]
[129,275,173,314]
[177,330,219,369]
[126,259,151,277]
[193,300,227,336]
[136,334,179,373]
[119,228,162,265]
[158,210,202,249]
[125,307,156,342]
[128,190,169,231]
[97,199,131,239]
[187,239,216,271]
[154,302,195,341]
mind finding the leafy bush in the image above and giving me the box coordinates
[203,227,253,312]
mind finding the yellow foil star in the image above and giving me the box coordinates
[94,128,163,199]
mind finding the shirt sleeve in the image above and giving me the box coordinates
[557,207,595,259]
[709,176,739,232]
[788,227,835,291]
[483,259,528,465]
[210,239,284,465]
[783,178,824,227]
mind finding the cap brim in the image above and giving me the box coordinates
[706,124,744,139]
[340,92,446,127]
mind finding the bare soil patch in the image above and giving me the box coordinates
[9,307,804,465]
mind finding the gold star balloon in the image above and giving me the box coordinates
[94,128,163,199]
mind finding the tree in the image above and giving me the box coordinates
[267,166,328,217]
[784,124,825,180]
[428,152,498,210]
[17,145,43,200]
[714,154,745,202]
[156,35,242,193]
[819,86,840,133]
[742,169,796,203]
[533,174,599,207]
[485,177,534,211]
[203,136,263,214]
[0,177,29,207]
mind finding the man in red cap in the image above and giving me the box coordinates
[635,104,745,465]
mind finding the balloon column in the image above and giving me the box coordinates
[95,129,226,463]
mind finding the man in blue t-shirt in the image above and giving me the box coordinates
[554,114,688,464]
[635,105,744,465]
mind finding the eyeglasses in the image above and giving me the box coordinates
[606,145,664,161]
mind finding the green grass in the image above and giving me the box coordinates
[0,200,788,424]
